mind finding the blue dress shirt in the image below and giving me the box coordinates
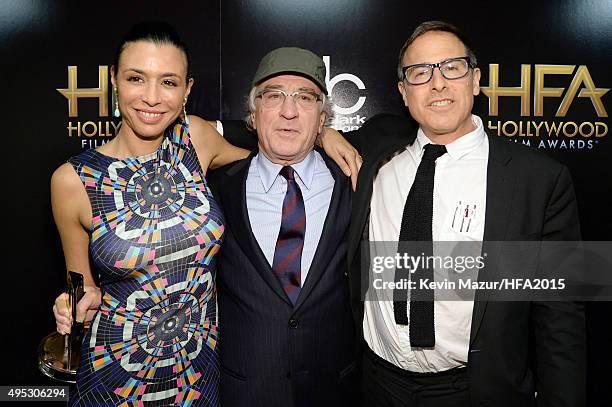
[246,150,334,285]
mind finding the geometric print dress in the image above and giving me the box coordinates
[67,122,224,406]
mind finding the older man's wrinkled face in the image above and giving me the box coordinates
[252,74,326,165]
[398,31,481,144]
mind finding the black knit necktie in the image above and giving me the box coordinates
[394,143,447,347]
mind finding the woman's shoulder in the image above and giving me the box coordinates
[163,116,214,148]
[65,148,104,168]
[183,115,221,154]
[53,148,108,191]
[51,161,83,194]
[186,115,218,140]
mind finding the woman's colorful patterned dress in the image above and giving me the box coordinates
[68,123,223,406]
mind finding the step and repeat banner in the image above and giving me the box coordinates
[2,0,609,401]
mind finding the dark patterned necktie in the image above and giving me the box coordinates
[394,143,447,347]
[272,166,305,305]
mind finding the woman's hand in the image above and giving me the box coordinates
[53,286,102,335]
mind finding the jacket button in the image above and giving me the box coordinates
[288,318,298,329]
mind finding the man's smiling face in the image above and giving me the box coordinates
[398,30,481,144]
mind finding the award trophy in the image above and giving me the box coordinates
[38,271,86,383]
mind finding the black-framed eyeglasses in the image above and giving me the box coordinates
[402,56,475,85]
[255,89,323,109]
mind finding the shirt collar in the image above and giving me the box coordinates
[255,150,316,192]
[415,115,486,160]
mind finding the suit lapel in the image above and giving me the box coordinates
[219,152,292,306]
[294,150,350,310]
[347,116,418,265]
[470,136,515,345]
[348,140,409,264]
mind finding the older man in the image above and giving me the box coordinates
[208,47,357,407]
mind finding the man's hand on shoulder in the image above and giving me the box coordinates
[317,127,362,191]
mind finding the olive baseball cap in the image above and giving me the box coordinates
[251,47,328,94]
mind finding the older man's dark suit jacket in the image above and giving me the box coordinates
[220,115,585,407]
[345,114,586,407]
[207,143,357,407]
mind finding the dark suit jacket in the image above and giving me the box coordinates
[345,114,586,407]
[208,141,357,407]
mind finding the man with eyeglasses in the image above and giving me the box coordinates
[208,47,358,407]
[346,20,585,407]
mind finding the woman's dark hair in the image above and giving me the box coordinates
[113,21,193,79]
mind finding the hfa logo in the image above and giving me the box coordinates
[481,64,609,150]
[57,66,119,148]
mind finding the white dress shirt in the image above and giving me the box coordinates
[364,115,489,372]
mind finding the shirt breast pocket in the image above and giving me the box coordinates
[437,200,484,242]
[450,201,479,234]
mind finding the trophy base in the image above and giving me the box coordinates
[38,332,79,384]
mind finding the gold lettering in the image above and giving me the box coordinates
[526,121,534,137]
[82,121,97,137]
[518,121,533,137]
[578,122,594,138]
[557,65,609,117]
[532,121,544,137]
[502,121,518,137]
[534,65,574,117]
[102,121,118,137]
[67,121,80,137]
[481,64,531,116]
[111,121,122,135]
[97,121,107,137]
[596,122,608,137]
[544,121,563,137]
[562,122,578,137]
[57,66,109,117]
[518,121,525,136]
[488,120,501,136]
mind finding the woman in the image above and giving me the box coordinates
[51,21,248,406]
[53,21,359,406]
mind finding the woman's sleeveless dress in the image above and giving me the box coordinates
[67,123,224,406]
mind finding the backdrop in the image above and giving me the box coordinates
[1,0,610,404]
